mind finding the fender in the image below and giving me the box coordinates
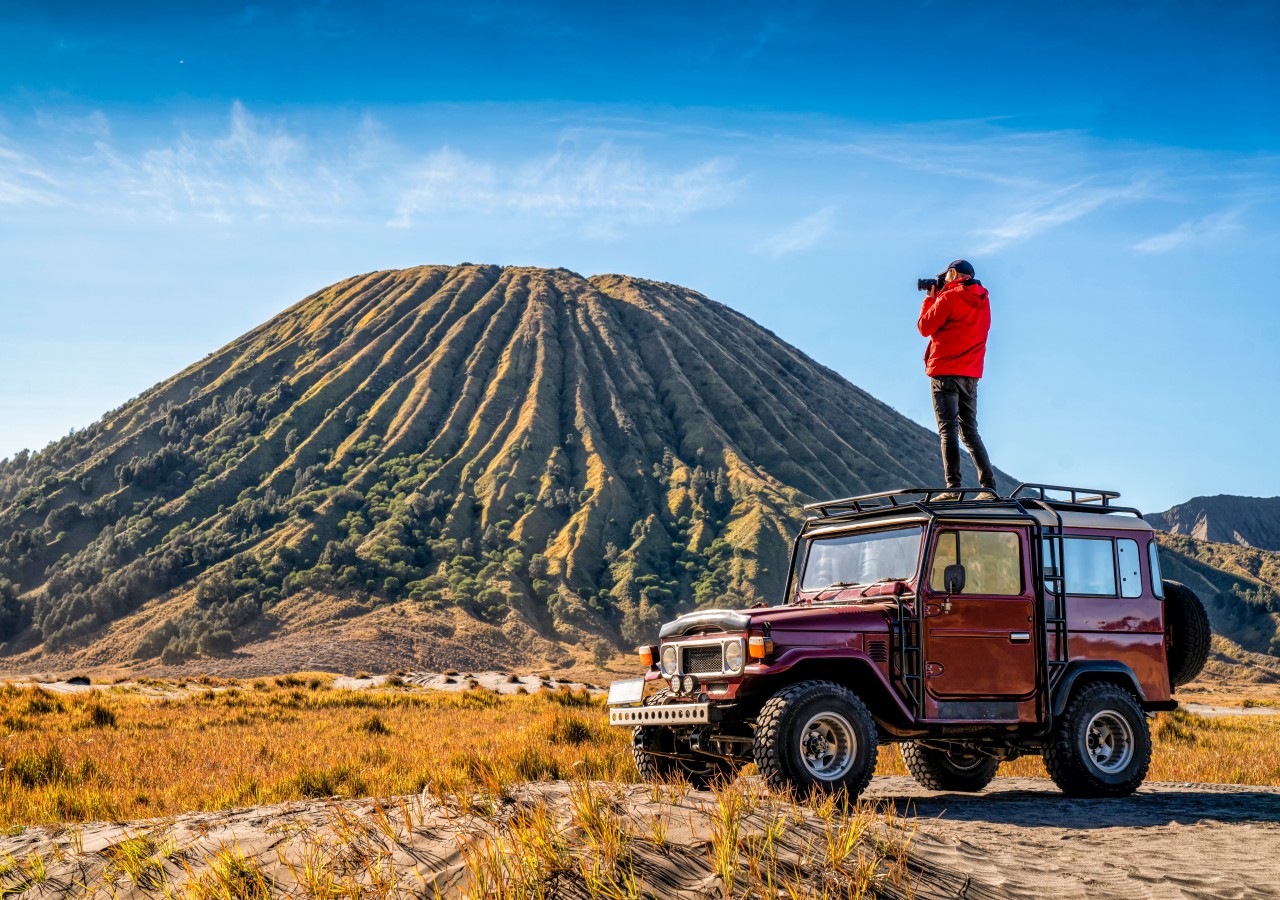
[1051,660,1146,718]
[743,647,915,722]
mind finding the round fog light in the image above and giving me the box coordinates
[682,674,696,694]
[669,674,682,694]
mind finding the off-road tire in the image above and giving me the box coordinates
[900,743,999,792]
[753,680,878,799]
[632,690,732,789]
[1044,682,1151,797]
[1163,580,1211,687]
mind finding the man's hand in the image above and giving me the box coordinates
[927,283,939,299]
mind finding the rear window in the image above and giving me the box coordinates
[1150,542,1165,599]
[1117,539,1142,598]
[1057,537,1117,596]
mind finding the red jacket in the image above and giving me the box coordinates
[917,276,990,378]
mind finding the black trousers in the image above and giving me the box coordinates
[930,375,995,489]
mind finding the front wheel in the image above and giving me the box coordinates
[753,681,878,799]
[900,743,999,792]
[1044,682,1151,797]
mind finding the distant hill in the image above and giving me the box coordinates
[1147,495,1280,551]
[1157,533,1280,666]
[0,264,1007,673]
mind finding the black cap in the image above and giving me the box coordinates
[947,259,975,277]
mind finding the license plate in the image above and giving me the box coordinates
[606,678,645,707]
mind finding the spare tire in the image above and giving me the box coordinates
[1163,580,1211,687]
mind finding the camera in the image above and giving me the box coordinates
[917,276,941,292]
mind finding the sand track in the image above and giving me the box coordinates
[0,776,1276,898]
[868,777,1280,898]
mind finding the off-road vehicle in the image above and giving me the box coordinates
[607,484,1210,798]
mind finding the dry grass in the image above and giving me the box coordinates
[1,679,1277,831]
[875,707,1280,786]
[0,677,1276,897]
[0,681,630,827]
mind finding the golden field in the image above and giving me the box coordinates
[0,677,1277,828]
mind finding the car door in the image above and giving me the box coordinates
[922,525,1037,707]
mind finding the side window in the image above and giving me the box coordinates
[930,530,1022,595]
[1117,539,1142,598]
[1061,537,1117,596]
[1149,541,1165,599]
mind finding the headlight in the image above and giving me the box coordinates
[724,640,745,673]
[660,644,678,675]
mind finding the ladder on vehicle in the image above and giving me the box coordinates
[1036,517,1071,719]
[892,592,925,720]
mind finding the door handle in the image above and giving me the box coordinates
[1009,632,1031,643]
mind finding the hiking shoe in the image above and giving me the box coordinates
[933,491,961,501]
[974,491,999,501]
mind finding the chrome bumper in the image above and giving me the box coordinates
[609,702,711,727]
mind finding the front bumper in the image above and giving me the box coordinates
[608,702,713,727]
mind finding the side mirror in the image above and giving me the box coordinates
[944,564,966,594]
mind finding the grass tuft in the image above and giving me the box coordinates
[84,702,117,728]
[356,714,392,736]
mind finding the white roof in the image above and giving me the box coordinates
[806,506,1153,537]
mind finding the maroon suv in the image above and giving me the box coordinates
[607,484,1210,798]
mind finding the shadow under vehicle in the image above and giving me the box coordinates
[607,484,1211,799]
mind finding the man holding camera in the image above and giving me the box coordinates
[917,259,997,501]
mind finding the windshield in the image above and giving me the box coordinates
[799,526,923,592]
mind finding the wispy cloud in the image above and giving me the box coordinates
[753,204,837,257]
[391,141,733,235]
[977,179,1149,252]
[1133,209,1244,253]
[0,143,60,206]
[0,102,734,238]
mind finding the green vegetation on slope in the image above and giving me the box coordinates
[0,265,994,665]
[1158,534,1280,657]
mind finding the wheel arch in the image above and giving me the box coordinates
[1051,661,1145,719]
[741,655,912,734]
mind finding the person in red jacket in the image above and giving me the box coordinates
[917,259,997,500]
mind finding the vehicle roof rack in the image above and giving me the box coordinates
[1009,483,1120,506]
[803,483,1142,522]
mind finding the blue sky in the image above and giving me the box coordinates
[1,0,1278,514]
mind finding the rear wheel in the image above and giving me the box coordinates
[632,690,733,789]
[753,681,878,799]
[900,743,999,792]
[1164,580,1211,687]
[1044,682,1151,797]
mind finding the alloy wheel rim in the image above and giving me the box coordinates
[1084,710,1135,774]
[798,711,856,780]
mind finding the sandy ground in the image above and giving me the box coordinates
[869,776,1280,899]
[1,776,1277,898]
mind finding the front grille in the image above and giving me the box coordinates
[683,645,725,675]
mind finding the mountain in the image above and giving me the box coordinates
[1156,533,1280,663]
[1147,495,1280,551]
[0,264,1005,673]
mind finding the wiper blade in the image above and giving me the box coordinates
[796,581,862,605]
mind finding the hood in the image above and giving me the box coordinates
[660,603,892,639]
